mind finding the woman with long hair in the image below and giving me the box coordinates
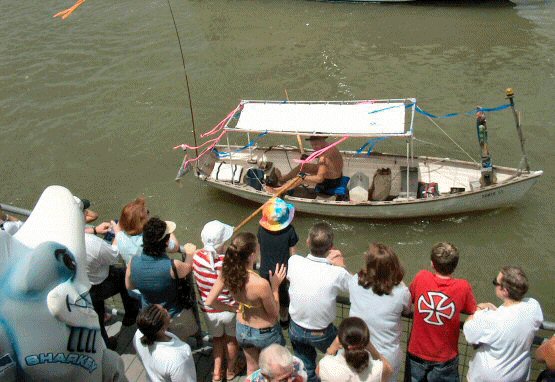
[348,243,411,381]
[112,197,181,264]
[318,317,392,382]
[206,232,286,376]
[126,218,198,340]
[133,304,196,381]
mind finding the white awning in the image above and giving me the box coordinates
[228,100,413,137]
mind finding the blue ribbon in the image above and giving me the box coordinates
[215,131,269,158]
[356,137,388,156]
[414,104,511,119]
[367,103,415,115]
[367,102,511,119]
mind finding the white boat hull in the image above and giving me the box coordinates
[193,146,542,219]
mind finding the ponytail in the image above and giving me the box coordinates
[338,317,370,373]
[221,232,257,294]
[136,305,165,346]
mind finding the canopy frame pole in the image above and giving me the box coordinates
[247,132,254,162]
[406,139,410,199]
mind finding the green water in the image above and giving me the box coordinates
[1,0,554,317]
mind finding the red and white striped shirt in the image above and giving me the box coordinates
[193,249,235,313]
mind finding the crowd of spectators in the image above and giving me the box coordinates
[1,196,553,382]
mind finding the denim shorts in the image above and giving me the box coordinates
[236,321,285,349]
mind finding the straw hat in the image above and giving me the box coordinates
[259,197,295,232]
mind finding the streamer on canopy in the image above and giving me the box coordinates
[175,130,227,176]
[214,131,269,158]
[356,137,388,156]
[294,136,349,171]
[53,0,86,19]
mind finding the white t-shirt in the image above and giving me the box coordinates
[319,349,383,382]
[85,233,119,285]
[349,275,410,382]
[0,220,24,235]
[133,330,196,382]
[288,254,351,330]
[463,298,543,382]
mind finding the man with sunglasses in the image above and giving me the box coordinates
[464,266,543,381]
[246,344,307,382]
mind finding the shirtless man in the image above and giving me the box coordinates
[273,136,343,194]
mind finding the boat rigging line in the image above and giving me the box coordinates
[166,0,199,158]
[423,115,479,165]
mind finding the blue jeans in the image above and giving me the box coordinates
[407,353,460,382]
[289,320,337,382]
[236,321,285,349]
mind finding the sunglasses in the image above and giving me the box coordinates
[492,278,502,287]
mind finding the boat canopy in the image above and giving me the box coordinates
[227,99,415,138]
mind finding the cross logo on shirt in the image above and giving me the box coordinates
[417,291,455,326]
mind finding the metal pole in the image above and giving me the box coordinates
[0,203,31,217]
[505,88,530,172]
[406,140,410,198]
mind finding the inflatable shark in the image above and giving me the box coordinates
[0,186,126,381]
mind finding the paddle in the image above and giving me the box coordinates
[234,176,303,233]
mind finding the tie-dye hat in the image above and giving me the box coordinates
[259,197,295,232]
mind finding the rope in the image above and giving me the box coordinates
[413,138,446,149]
[424,116,478,164]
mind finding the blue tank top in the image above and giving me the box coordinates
[130,253,181,316]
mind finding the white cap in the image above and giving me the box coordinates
[201,220,234,252]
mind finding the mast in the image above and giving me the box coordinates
[505,88,530,173]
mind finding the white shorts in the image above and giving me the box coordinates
[204,311,236,337]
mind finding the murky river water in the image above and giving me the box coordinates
[1,0,554,317]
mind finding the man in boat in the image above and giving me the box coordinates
[269,136,343,194]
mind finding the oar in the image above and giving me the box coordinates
[234,176,303,233]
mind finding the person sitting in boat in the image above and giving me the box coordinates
[271,136,343,194]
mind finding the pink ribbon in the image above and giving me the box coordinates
[296,136,349,169]
[173,135,223,151]
[180,130,227,171]
[200,104,242,138]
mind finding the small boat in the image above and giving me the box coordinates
[176,91,542,219]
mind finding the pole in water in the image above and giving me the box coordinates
[166,0,199,160]
[505,88,530,173]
